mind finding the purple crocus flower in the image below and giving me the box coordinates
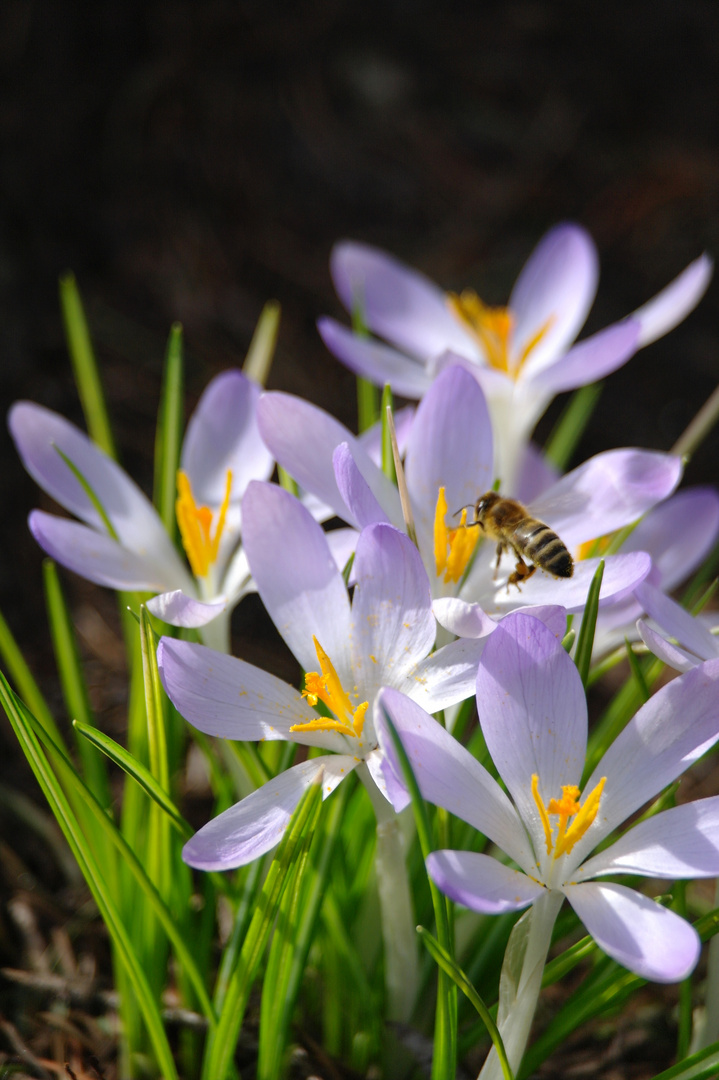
[377,611,719,1073]
[637,580,719,672]
[258,365,680,618]
[318,225,711,487]
[9,371,273,649]
[157,480,482,872]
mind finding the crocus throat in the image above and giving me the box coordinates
[176,469,233,579]
[447,289,553,379]
[532,774,606,859]
[291,636,368,739]
[576,532,614,562]
[434,486,478,584]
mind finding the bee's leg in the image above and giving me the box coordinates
[493,543,505,580]
[507,558,536,592]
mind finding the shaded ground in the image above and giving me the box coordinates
[1,2,718,1076]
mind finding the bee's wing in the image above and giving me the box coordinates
[528,488,591,540]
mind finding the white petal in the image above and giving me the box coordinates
[146,589,225,628]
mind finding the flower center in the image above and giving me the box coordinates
[434,486,479,584]
[532,774,606,859]
[290,637,369,739]
[447,289,554,380]
[176,469,233,579]
[576,532,614,562]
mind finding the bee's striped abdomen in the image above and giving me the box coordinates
[515,519,574,578]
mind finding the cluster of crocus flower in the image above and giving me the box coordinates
[10,221,719,1071]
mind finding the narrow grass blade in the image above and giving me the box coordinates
[59,272,117,459]
[573,560,604,686]
[202,779,324,1080]
[0,605,64,748]
[0,675,179,1079]
[651,1042,719,1080]
[544,383,602,471]
[243,300,281,387]
[154,323,184,540]
[418,926,513,1080]
[381,385,396,483]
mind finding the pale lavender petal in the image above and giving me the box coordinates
[318,317,433,398]
[525,320,639,393]
[182,756,357,870]
[477,613,587,831]
[330,241,478,361]
[531,449,682,548]
[325,527,358,576]
[509,224,599,373]
[333,444,391,528]
[511,605,568,640]
[29,511,176,592]
[350,524,435,697]
[242,481,352,676]
[576,657,719,861]
[404,365,494,561]
[376,687,533,870]
[515,442,559,504]
[564,881,700,982]
[257,392,402,529]
[632,253,713,348]
[427,850,543,914]
[635,581,719,661]
[364,747,392,802]
[182,370,273,505]
[577,796,719,881]
[359,404,415,465]
[433,597,498,639]
[157,637,348,753]
[624,488,719,592]
[407,636,489,713]
[220,544,253,603]
[490,552,651,616]
[636,621,700,673]
[9,402,187,575]
[147,589,225,628]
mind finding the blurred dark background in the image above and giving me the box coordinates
[0,3,717,1070]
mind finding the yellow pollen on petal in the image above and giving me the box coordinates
[447,289,555,380]
[433,487,479,584]
[532,774,606,860]
[291,636,369,739]
[176,468,233,579]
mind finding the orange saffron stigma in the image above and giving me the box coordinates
[447,289,554,379]
[291,637,369,739]
[532,774,606,859]
[176,469,233,578]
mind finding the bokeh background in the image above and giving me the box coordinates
[0,2,718,1070]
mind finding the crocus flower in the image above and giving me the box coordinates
[319,225,711,487]
[258,365,680,620]
[377,612,719,1075]
[9,370,273,650]
[636,580,719,672]
[156,480,483,871]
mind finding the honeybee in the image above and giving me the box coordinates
[463,491,574,590]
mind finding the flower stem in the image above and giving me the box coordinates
[357,763,419,1021]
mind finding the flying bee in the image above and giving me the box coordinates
[460,491,573,590]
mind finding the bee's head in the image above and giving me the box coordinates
[473,491,500,525]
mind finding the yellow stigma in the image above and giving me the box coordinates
[532,774,606,860]
[447,289,553,379]
[291,637,369,739]
[176,469,233,579]
[434,486,478,584]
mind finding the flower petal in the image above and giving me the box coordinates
[10,402,188,579]
[433,597,498,639]
[404,365,494,564]
[624,487,719,592]
[635,581,719,662]
[525,320,639,394]
[157,637,347,752]
[489,553,651,618]
[257,391,402,529]
[632,253,713,348]
[333,443,391,527]
[408,636,489,713]
[509,223,599,372]
[182,370,273,505]
[29,511,176,591]
[577,657,719,860]
[564,881,700,982]
[182,756,358,870]
[350,523,435,698]
[577,795,719,881]
[477,613,587,831]
[636,621,700,673]
[146,589,226,628]
[530,449,682,549]
[375,687,532,870]
[318,317,433,398]
[330,241,478,361]
[242,481,352,676]
[427,850,544,914]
